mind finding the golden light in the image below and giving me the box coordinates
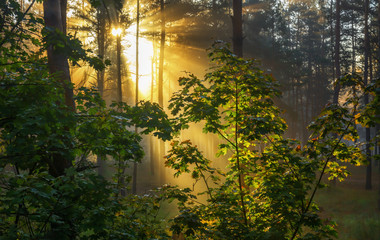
[124,24,154,98]
[111,27,122,36]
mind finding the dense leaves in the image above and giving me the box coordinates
[0,1,173,238]
[163,43,374,239]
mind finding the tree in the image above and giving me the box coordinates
[164,43,366,239]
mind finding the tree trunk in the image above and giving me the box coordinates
[116,23,122,102]
[43,1,75,236]
[364,0,372,190]
[333,0,341,104]
[43,0,74,177]
[330,0,335,87]
[158,0,166,184]
[350,7,356,75]
[97,7,105,98]
[132,0,140,195]
[159,0,165,108]
[378,1,380,79]
[44,0,74,111]
[96,6,106,176]
[232,0,243,57]
[150,41,155,176]
[377,0,380,211]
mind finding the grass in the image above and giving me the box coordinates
[315,185,380,239]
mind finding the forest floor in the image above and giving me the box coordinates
[315,164,380,240]
[155,163,380,239]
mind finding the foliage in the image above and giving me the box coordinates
[0,0,378,238]
[163,43,374,239]
[0,1,173,238]
[0,63,171,239]
[0,67,173,238]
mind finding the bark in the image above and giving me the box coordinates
[96,6,106,176]
[132,0,140,195]
[135,0,140,108]
[116,27,122,102]
[232,0,243,57]
[158,0,165,107]
[351,10,356,75]
[377,0,380,210]
[44,0,74,111]
[330,0,335,85]
[364,0,372,190]
[330,0,342,185]
[378,1,380,79]
[43,0,74,177]
[60,0,67,35]
[333,0,341,104]
[159,0,166,184]
[96,7,106,98]
[150,47,155,176]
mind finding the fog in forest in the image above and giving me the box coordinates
[1,0,379,238]
[64,0,379,192]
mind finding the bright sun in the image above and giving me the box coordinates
[123,24,154,100]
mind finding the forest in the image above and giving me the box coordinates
[0,0,379,239]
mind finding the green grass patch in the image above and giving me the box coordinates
[315,186,380,239]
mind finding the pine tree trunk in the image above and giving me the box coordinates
[150,51,155,176]
[132,0,140,195]
[116,22,122,102]
[232,0,243,57]
[333,0,341,104]
[159,0,165,108]
[364,0,372,190]
[97,7,105,98]
[377,0,380,210]
[96,6,106,176]
[330,0,335,86]
[158,0,166,184]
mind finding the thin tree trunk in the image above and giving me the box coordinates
[132,0,140,194]
[159,0,165,108]
[150,41,155,176]
[232,0,243,57]
[97,7,105,98]
[158,0,166,184]
[364,0,372,190]
[333,0,341,104]
[377,0,380,210]
[96,6,106,176]
[330,0,335,85]
[114,11,125,196]
[331,0,341,186]
[116,35,122,102]
[351,8,356,74]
